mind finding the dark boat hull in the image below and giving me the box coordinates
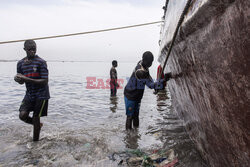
[159,0,250,166]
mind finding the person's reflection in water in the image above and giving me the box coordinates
[157,89,168,101]
[156,89,169,112]
[110,96,118,113]
[124,129,140,149]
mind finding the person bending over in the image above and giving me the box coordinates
[124,51,164,130]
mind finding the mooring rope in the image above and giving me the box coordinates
[0,21,163,45]
[160,0,193,79]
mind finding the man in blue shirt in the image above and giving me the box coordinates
[14,40,50,141]
[124,51,164,130]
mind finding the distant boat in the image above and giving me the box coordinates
[158,0,249,166]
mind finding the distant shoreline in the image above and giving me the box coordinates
[0,60,18,62]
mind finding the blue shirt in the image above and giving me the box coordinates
[17,55,50,101]
[124,61,155,101]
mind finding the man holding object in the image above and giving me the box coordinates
[14,40,50,141]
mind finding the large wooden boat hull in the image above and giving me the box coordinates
[158,0,250,166]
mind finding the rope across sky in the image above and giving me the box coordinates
[0,21,163,45]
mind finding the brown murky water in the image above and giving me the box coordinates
[0,62,207,166]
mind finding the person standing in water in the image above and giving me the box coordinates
[110,60,119,96]
[124,51,164,130]
[14,40,50,141]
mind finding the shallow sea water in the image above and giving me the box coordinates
[0,61,207,167]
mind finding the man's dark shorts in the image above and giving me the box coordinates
[19,98,48,117]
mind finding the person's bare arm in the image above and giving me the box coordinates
[15,73,48,85]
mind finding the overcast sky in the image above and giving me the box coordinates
[0,0,165,62]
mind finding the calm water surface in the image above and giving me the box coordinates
[0,62,206,166]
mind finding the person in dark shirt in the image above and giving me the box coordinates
[110,60,119,96]
[14,40,50,141]
[124,51,163,130]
